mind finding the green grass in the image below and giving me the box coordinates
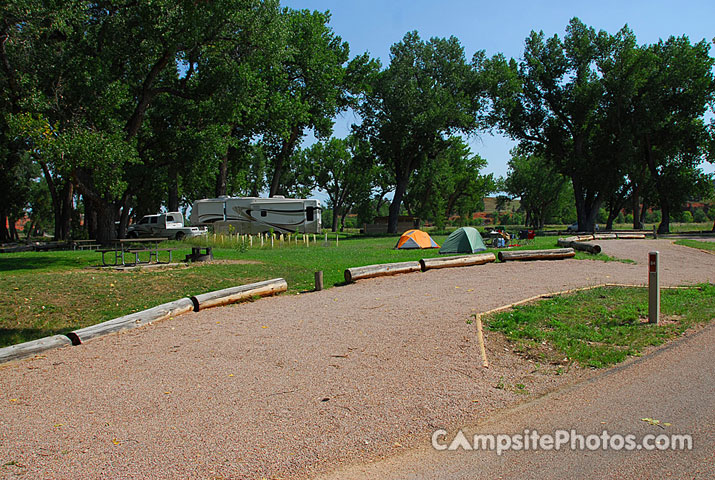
[0,233,620,348]
[674,239,715,253]
[485,285,715,368]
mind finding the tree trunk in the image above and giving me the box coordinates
[639,202,648,226]
[269,125,301,197]
[118,192,131,239]
[25,219,36,240]
[658,200,671,234]
[331,205,339,232]
[632,184,643,229]
[168,169,179,212]
[340,209,349,231]
[95,201,118,244]
[85,199,97,240]
[0,212,10,242]
[572,180,601,232]
[215,153,228,197]
[59,181,73,240]
[8,217,19,241]
[388,172,409,234]
[643,137,670,234]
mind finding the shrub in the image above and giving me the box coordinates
[693,209,708,223]
[680,211,694,223]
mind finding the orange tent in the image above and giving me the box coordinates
[395,229,440,249]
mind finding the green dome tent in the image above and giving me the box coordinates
[439,227,487,254]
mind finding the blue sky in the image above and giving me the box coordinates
[282,0,715,178]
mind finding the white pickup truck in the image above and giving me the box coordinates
[126,212,206,241]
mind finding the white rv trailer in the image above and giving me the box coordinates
[191,196,322,234]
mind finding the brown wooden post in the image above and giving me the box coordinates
[315,271,323,291]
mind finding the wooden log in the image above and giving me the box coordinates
[191,278,287,312]
[0,335,72,364]
[67,298,195,345]
[474,314,489,368]
[557,239,602,254]
[616,233,646,239]
[344,261,421,283]
[419,253,496,272]
[498,248,575,262]
[314,271,324,291]
[594,233,618,240]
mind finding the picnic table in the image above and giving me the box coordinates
[98,237,174,266]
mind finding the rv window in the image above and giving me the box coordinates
[150,217,157,224]
[261,210,267,217]
[306,207,314,221]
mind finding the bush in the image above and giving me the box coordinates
[644,210,661,223]
[693,209,708,223]
[598,208,608,223]
[625,214,634,224]
[616,211,626,224]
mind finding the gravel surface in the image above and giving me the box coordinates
[0,239,713,479]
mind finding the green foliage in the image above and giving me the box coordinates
[404,137,495,225]
[356,31,483,232]
[504,152,571,229]
[679,211,694,223]
[693,209,708,223]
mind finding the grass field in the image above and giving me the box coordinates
[485,285,715,368]
[0,233,625,348]
[674,239,715,253]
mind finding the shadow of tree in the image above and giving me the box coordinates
[0,256,88,273]
[0,327,72,349]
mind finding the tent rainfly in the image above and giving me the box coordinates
[395,229,440,249]
[439,227,487,254]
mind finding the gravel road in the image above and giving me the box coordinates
[0,239,713,479]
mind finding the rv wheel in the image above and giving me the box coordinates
[175,232,185,241]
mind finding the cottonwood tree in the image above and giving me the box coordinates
[503,151,569,229]
[404,137,494,227]
[480,18,626,232]
[629,36,715,233]
[3,0,283,243]
[357,31,483,233]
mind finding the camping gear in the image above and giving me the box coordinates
[395,229,440,249]
[439,227,487,254]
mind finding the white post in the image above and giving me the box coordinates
[648,251,660,324]
[336,233,339,246]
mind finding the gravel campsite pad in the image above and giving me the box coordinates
[1,239,713,479]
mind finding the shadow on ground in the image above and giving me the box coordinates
[0,256,87,273]
[0,327,71,349]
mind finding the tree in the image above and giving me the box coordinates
[503,151,569,229]
[629,37,715,233]
[404,137,494,227]
[357,31,482,233]
[261,8,353,197]
[302,136,373,231]
[3,0,284,243]
[480,18,630,232]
